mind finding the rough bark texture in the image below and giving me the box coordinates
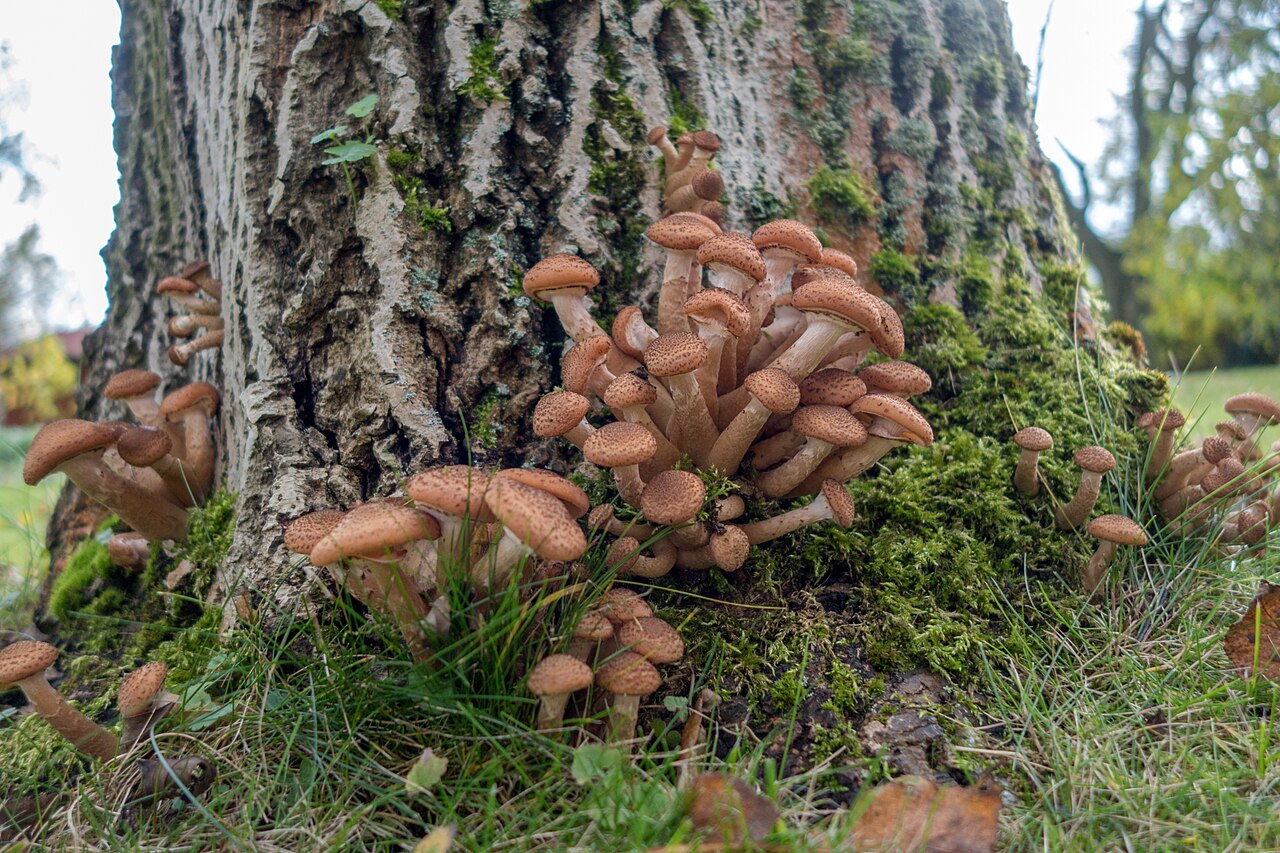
[61,0,1089,624]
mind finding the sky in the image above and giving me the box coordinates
[0,0,1142,334]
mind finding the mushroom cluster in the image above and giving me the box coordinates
[285,465,604,661]
[157,260,224,367]
[23,372,221,544]
[527,589,684,746]
[1141,393,1280,547]
[521,125,935,578]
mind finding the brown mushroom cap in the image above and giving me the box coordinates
[604,373,659,410]
[791,277,883,332]
[159,382,221,418]
[117,427,173,467]
[1087,514,1148,546]
[617,617,684,664]
[573,611,616,642]
[1074,446,1117,473]
[791,265,855,291]
[584,421,658,468]
[311,501,442,565]
[1225,392,1280,424]
[523,254,600,300]
[818,248,859,277]
[856,361,931,397]
[799,369,867,407]
[484,478,588,562]
[0,640,58,685]
[595,651,661,696]
[644,333,708,377]
[683,288,751,337]
[820,479,856,527]
[751,220,822,263]
[690,130,722,152]
[526,654,594,696]
[868,302,906,359]
[708,525,751,571]
[646,216,719,252]
[1014,426,1054,452]
[1203,457,1246,493]
[284,509,347,555]
[156,276,200,296]
[1145,408,1186,432]
[1202,435,1232,464]
[23,420,127,485]
[744,368,800,414]
[695,234,767,282]
[640,470,707,524]
[598,588,654,624]
[533,391,591,438]
[611,306,652,360]
[104,370,162,400]
[791,406,868,447]
[118,662,168,718]
[690,168,724,201]
[406,465,492,520]
[849,394,934,446]
[646,126,668,145]
[492,468,591,519]
[562,335,613,393]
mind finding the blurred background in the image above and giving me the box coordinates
[0,0,1275,432]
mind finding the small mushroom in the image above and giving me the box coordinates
[595,651,661,744]
[0,641,118,760]
[1141,409,1185,484]
[584,422,658,508]
[118,662,180,754]
[103,370,163,426]
[1055,446,1117,531]
[533,391,595,451]
[526,654,594,731]
[158,383,221,501]
[567,611,615,662]
[616,617,684,665]
[522,255,603,342]
[739,479,856,545]
[1082,514,1148,594]
[1012,426,1053,496]
[596,588,653,626]
[107,532,152,570]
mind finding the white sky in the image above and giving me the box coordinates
[0,0,1141,333]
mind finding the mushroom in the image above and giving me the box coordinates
[793,393,933,495]
[597,588,654,626]
[617,617,684,665]
[1141,408,1186,484]
[756,406,867,498]
[533,390,595,451]
[168,329,226,367]
[645,333,719,466]
[473,478,587,590]
[1224,392,1280,460]
[611,306,660,362]
[1054,446,1117,531]
[604,373,682,474]
[527,654,594,731]
[103,370,163,426]
[607,536,678,578]
[107,532,152,570]
[595,651,661,743]
[709,368,800,472]
[0,641,118,760]
[683,287,752,408]
[1012,426,1053,496]
[646,215,720,336]
[156,276,218,315]
[767,275,887,381]
[1082,514,1148,594]
[405,465,493,569]
[695,233,766,299]
[700,201,727,227]
[181,260,223,300]
[739,479,856,545]
[1153,435,1232,501]
[491,468,591,521]
[118,662,180,754]
[284,509,366,597]
[567,611,615,662]
[584,422,658,508]
[523,255,603,342]
[23,420,189,542]
[639,470,707,549]
[158,383,220,501]
[117,425,205,507]
[856,361,931,398]
[675,524,751,571]
[666,167,725,214]
[168,312,225,339]
[587,504,656,541]
[647,126,680,171]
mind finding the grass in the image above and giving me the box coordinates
[1173,364,1280,440]
[2,363,1279,849]
[0,426,60,629]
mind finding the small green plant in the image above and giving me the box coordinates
[457,37,505,103]
[310,94,380,207]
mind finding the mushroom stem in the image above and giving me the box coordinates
[767,315,850,381]
[608,695,642,742]
[1082,540,1117,592]
[536,692,574,731]
[709,398,774,473]
[15,674,118,761]
[549,293,603,342]
[169,313,225,338]
[790,436,900,497]
[59,455,189,541]
[357,558,432,661]
[168,329,225,366]
[1055,470,1105,531]
[738,491,845,545]
[1013,448,1043,496]
[757,438,836,498]
[666,371,719,467]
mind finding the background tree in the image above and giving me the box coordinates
[1055,0,1280,368]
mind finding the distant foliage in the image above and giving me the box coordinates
[0,334,77,425]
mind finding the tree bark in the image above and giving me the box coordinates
[56,0,1087,622]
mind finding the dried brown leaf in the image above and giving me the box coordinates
[1224,581,1280,678]
[846,774,1002,853]
[686,773,779,846]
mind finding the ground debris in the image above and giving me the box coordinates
[846,773,1003,853]
[1224,581,1280,678]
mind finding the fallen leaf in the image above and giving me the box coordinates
[414,825,455,853]
[406,748,448,795]
[1224,581,1280,678]
[686,773,779,846]
[846,774,1002,853]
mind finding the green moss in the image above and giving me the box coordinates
[662,0,713,26]
[902,304,986,389]
[887,117,937,165]
[387,148,453,235]
[970,55,1004,106]
[869,248,921,302]
[47,533,115,621]
[806,166,876,225]
[665,89,704,138]
[740,179,797,230]
[457,37,506,103]
[469,389,506,451]
[373,0,403,20]
[956,256,996,315]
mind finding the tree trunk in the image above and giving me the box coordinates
[58,0,1104,625]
